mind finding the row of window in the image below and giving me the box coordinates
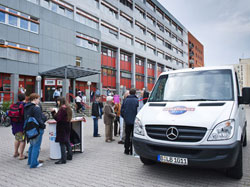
[76,32,99,52]
[0,5,39,33]
[1,41,39,53]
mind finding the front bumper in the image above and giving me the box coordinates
[133,137,240,168]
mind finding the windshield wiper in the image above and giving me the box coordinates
[178,99,219,101]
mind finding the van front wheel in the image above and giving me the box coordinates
[226,145,243,179]
[140,156,156,165]
[243,130,247,147]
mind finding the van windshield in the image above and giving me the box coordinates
[148,70,234,102]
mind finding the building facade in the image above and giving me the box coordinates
[188,32,204,68]
[233,58,250,90]
[0,0,189,102]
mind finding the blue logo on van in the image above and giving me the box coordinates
[163,106,195,115]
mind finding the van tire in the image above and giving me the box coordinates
[226,145,243,179]
[140,156,156,165]
[243,130,247,147]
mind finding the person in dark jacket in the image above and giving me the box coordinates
[121,88,139,155]
[91,96,101,137]
[24,93,47,168]
[51,97,73,164]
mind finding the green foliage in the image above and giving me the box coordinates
[1,101,11,112]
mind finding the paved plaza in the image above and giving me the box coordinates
[0,107,250,187]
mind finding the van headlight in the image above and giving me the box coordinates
[134,117,144,136]
[208,120,234,141]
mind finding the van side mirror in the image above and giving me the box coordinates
[240,87,250,104]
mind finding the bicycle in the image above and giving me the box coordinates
[0,110,11,127]
[42,111,52,120]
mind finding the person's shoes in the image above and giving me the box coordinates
[39,160,44,163]
[36,163,43,168]
[105,140,111,143]
[13,153,19,158]
[118,141,124,144]
[67,156,73,160]
[93,134,101,137]
[19,155,28,160]
[124,150,129,155]
[55,161,66,164]
[111,139,115,141]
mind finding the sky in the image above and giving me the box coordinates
[157,0,250,66]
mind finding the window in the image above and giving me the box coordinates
[156,9,163,19]
[42,0,73,19]
[157,36,164,45]
[146,0,154,11]
[147,29,156,40]
[120,0,133,10]
[135,38,145,50]
[147,46,155,55]
[165,41,171,50]
[0,6,39,33]
[76,32,99,52]
[20,13,29,30]
[158,51,164,59]
[8,9,18,26]
[147,14,155,25]
[120,13,132,28]
[76,9,99,30]
[120,34,132,45]
[135,21,146,35]
[6,41,39,53]
[157,22,164,32]
[165,54,171,61]
[27,0,38,4]
[30,18,39,33]
[101,22,118,39]
[135,5,145,19]
[101,2,118,19]
[76,57,82,66]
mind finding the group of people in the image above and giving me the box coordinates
[75,91,87,113]
[10,92,73,168]
[91,88,149,155]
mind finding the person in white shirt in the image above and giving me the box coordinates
[75,92,82,113]
[81,93,87,112]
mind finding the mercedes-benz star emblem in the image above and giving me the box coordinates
[166,127,179,140]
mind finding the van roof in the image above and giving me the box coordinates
[161,66,235,76]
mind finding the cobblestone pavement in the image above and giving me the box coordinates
[0,107,250,187]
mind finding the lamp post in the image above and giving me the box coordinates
[87,81,91,105]
[36,75,42,96]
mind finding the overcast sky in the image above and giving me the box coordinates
[157,0,250,66]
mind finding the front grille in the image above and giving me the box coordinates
[145,125,207,142]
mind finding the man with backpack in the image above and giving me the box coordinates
[24,93,47,168]
[8,93,27,160]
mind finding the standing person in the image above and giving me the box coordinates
[138,90,144,111]
[81,92,86,112]
[0,86,3,104]
[9,93,27,160]
[53,88,60,107]
[24,93,47,168]
[106,87,111,96]
[95,88,100,97]
[121,88,139,155]
[75,92,82,113]
[103,96,116,142]
[19,84,26,94]
[51,97,73,164]
[91,96,101,137]
[114,102,121,137]
[143,90,149,104]
[118,90,129,144]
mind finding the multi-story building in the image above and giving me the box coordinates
[0,0,189,102]
[188,32,204,68]
[233,58,250,90]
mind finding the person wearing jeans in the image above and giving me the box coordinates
[24,93,47,168]
[28,129,44,168]
[91,96,101,137]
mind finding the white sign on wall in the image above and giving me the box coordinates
[57,80,63,86]
[45,80,56,86]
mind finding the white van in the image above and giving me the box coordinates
[133,66,250,179]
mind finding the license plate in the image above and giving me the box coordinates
[158,155,188,165]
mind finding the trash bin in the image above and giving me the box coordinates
[48,121,61,159]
